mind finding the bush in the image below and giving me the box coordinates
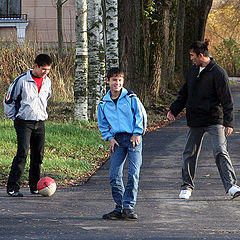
[213,38,240,77]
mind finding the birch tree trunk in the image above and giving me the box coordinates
[105,0,119,69]
[87,0,105,121]
[74,0,88,121]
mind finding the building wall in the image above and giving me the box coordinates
[0,0,76,43]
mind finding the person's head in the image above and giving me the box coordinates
[32,54,53,78]
[189,40,210,66]
[106,67,125,94]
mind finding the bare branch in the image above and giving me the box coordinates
[61,0,69,6]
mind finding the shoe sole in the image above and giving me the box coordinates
[179,195,190,199]
[231,191,240,200]
[102,217,122,220]
[122,217,137,221]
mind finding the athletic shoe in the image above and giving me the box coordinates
[179,189,191,199]
[228,186,240,199]
[122,209,138,220]
[31,190,39,194]
[102,210,122,220]
[7,190,23,197]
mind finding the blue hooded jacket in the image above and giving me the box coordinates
[97,87,147,141]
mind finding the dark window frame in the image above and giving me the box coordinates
[0,0,22,19]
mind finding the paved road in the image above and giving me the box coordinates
[1,85,240,240]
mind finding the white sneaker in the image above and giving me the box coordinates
[228,186,240,199]
[179,190,191,199]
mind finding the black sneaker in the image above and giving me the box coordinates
[122,209,138,220]
[102,210,122,220]
[7,190,23,197]
[30,190,39,195]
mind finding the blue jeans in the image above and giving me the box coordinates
[110,133,142,211]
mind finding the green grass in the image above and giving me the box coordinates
[0,118,109,186]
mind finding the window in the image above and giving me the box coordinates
[0,0,21,18]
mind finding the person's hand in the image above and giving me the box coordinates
[225,127,233,137]
[109,138,119,153]
[130,134,141,147]
[167,111,176,121]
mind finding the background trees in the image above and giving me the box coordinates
[205,0,240,76]
[75,0,213,121]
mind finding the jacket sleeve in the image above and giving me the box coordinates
[169,81,188,117]
[3,78,22,119]
[47,77,52,101]
[97,103,114,141]
[131,97,147,135]
[214,69,233,128]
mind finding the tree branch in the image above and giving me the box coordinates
[61,0,69,6]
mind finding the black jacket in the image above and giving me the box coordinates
[170,59,233,128]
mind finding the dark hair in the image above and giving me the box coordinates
[189,41,209,57]
[34,54,53,66]
[106,67,124,79]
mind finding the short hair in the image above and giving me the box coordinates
[34,54,53,66]
[106,67,124,79]
[189,40,209,57]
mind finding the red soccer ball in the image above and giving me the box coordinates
[37,177,57,197]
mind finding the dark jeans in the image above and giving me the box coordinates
[7,118,45,192]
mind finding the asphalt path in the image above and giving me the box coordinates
[1,85,240,240]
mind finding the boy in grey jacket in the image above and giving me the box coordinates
[4,54,52,197]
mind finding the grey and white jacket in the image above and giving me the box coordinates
[3,70,51,121]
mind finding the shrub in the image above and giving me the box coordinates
[0,40,75,102]
[213,38,240,77]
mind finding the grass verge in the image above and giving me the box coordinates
[0,118,109,187]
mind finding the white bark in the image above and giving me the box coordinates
[74,0,88,121]
[105,0,119,69]
[87,0,106,120]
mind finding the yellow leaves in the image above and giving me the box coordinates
[205,0,240,54]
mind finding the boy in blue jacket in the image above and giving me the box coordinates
[98,67,147,220]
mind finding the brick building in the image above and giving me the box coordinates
[0,0,75,43]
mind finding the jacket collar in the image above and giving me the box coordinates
[103,87,128,101]
[26,69,49,82]
[204,58,216,72]
[193,58,216,76]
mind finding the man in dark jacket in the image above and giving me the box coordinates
[167,41,240,200]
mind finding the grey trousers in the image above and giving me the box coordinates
[181,125,237,192]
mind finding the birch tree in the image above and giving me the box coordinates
[105,0,119,69]
[74,0,88,121]
[87,0,105,120]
